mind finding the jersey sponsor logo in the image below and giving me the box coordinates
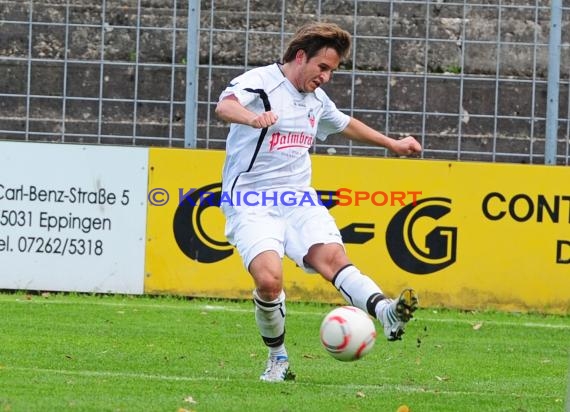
[268,131,315,151]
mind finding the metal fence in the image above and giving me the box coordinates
[1,0,570,164]
[0,0,188,146]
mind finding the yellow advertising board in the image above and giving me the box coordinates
[145,148,570,314]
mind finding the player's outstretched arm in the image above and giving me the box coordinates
[341,117,422,156]
[215,95,278,128]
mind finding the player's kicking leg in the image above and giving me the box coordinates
[332,265,418,341]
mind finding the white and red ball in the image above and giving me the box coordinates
[319,306,377,362]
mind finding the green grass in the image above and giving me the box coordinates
[0,292,568,412]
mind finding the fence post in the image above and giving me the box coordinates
[184,0,200,148]
[545,0,562,165]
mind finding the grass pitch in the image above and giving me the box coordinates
[0,292,568,412]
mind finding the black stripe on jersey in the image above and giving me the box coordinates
[243,88,271,172]
[229,88,271,201]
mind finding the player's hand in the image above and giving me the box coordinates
[392,136,422,156]
[248,111,279,128]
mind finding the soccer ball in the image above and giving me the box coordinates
[319,306,377,362]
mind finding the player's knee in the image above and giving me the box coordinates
[306,243,350,279]
[254,273,283,301]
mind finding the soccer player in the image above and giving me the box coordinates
[215,22,421,382]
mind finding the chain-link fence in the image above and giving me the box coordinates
[0,0,188,146]
[1,1,570,164]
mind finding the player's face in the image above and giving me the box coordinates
[298,47,340,92]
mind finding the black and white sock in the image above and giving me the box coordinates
[253,289,288,358]
[332,264,388,319]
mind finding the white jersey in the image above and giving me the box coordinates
[219,63,350,207]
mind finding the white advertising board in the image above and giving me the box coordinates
[0,142,148,294]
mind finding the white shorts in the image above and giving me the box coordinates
[223,190,343,273]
